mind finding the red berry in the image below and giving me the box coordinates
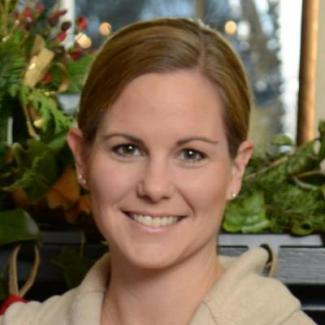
[41,73,53,84]
[69,48,83,60]
[76,16,88,31]
[56,31,67,42]
[21,6,33,20]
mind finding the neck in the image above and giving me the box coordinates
[101,242,223,325]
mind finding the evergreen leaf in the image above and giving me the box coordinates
[19,86,72,142]
[6,140,58,200]
[65,54,94,93]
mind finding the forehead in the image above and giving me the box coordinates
[97,69,226,139]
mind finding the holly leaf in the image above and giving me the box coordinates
[51,247,94,288]
[0,209,40,245]
[223,191,270,233]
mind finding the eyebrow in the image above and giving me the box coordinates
[177,137,219,146]
[101,133,142,144]
[101,133,219,146]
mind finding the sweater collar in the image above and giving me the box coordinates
[68,247,300,325]
[190,247,300,324]
[69,254,110,325]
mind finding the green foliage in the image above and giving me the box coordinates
[224,191,270,233]
[0,0,97,239]
[65,55,94,93]
[223,122,325,235]
[0,209,40,245]
[286,142,316,176]
[5,140,58,200]
[0,26,25,99]
[0,27,26,143]
[19,86,72,142]
[271,134,294,146]
[318,120,325,159]
[0,0,94,146]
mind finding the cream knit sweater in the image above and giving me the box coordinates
[0,247,316,325]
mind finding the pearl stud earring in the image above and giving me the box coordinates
[77,173,87,186]
[231,192,237,199]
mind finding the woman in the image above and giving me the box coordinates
[0,18,315,325]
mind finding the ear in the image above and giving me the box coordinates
[67,127,89,188]
[227,139,253,200]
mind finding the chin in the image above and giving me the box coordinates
[111,242,186,273]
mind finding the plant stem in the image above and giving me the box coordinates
[293,176,319,190]
[245,155,288,181]
[295,170,324,178]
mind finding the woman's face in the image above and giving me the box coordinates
[69,69,252,270]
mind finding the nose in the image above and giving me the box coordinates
[136,158,174,203]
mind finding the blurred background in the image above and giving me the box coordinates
[35,0,324,149]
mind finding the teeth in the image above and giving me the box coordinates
[131,214,179,228]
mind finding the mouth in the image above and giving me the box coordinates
[124,212,185,228]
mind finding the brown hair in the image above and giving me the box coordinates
[78,18,252,157]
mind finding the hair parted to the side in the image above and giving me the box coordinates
[78,17,252,158]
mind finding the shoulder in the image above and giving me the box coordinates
[0,253,110,325]
[191,247,316,325]
[0,288,77,325]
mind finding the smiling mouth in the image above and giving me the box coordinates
[125,212,184,228]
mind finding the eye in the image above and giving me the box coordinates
[112,144,142,157]
[179,148,206,163]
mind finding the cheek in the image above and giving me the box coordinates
[180,165,232,217]
[87,154,140,206]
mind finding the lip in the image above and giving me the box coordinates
[123,210,186,218]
